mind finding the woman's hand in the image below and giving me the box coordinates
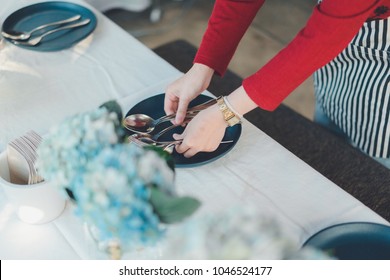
[171,86,258,157]
[165,63,214,125]
[173,104,227,158]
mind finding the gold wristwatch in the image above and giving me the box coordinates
[216,96,241,127]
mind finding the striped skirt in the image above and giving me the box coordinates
[314,18,390,159]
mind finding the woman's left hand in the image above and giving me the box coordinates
[173,104,227,158]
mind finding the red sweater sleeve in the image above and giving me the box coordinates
[195,0,382,111]
[194,0,266,76]
[243,0,381,111]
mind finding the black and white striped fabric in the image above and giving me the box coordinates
[314,17,390,158]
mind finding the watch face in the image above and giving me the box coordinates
[217,96,240,126]
[224,111,235,120]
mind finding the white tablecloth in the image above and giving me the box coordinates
[0,0,388,260]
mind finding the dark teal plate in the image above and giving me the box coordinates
[124,94,242,168]
[303,222,390,260]
[2,1,97,51]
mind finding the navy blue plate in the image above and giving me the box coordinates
[303,222,390,260]
[124,94,242,168]
[2,1,97,51]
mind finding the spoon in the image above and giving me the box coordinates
[2,15,81,41]
[131,116,193,141]
[123,110,198,133]
[122,97,217,133]
[12,19,91,46]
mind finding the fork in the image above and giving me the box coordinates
[128,134,233,154]
[147,118,193,141]
[9,140,42,184]
[128,136,177,153]
[12,18,91,46]
[2,15,81,41]
[159,97,218,123]
[7,131,43,184]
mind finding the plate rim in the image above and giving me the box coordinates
[303,221,390,247]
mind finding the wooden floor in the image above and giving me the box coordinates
[105,0,316,119]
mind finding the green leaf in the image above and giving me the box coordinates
[150,187,201,224]
[99,100,127,143]
[143,145,175,172]
[100,100,123,121]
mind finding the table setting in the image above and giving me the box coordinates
[1,1,97,51]
[1,0,390,260]
[123,93,241,167]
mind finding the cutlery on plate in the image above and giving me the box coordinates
[123,110,199,134]
[133,117,193,141]
[163,139,234,154]
[129,135,234,146]
[1,14,81,41]
[123,98,217,133]
[128,134,233,154]
[12,18,91,46]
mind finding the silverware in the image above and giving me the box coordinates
[163,139,234,154]
[12,18,91,46]
[126,99,217,141]
[1,15,81,41]
[122,98,217,133]
[123,110,198,134]
[7,131,43,185]
[137,116,194,141]
[128,134,233,154]
[130,135,234,146]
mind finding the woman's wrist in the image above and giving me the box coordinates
[191,63,215,86]
[223,96,243,119]
[214,86,257,127]
[226,86,258,116]
[192,63,215,75]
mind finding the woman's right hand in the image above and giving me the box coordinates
[165,63,214,125]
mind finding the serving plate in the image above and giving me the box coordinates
[303,222,390,260]
[124,94,242,168]
[2,1,97,51]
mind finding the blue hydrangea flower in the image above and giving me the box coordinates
[36,107,120,191]
[36,105,176,252]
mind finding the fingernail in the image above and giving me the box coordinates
[172,133,180,140]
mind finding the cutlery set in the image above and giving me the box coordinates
[7,130,43,185]
[128,134,234,154]
[123,98,232,152]
[122,98,217,133]
[1,14,90,46]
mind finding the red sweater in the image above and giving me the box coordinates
[194,0,390,111]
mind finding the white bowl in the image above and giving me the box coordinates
[0,151,66,224]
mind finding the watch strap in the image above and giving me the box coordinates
[216,96,241,127]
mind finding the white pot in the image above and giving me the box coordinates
[0,151,66,224]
